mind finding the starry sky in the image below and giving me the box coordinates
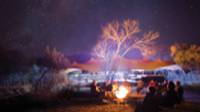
[0,0,200,58]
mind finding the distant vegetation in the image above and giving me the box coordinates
[39,46,71,69]
[170,43,200,72]
[0,46,71,75]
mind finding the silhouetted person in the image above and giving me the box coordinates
[104,81,113,101]
[136,80,145,94]
[90,80,97,96]
[175,80,184,103]
[143,87,160,112]
[105,80,112,92]
[162,81,178,107]
[135,87,160,112]
[161,80,168,96]
[148,80,156,88]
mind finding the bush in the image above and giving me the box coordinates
[38,46,71,69]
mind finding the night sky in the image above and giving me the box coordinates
[0,0,200,58]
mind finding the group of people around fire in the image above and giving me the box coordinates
[136,80,184,112]
[90,80,132,102]
[90,79,184,112]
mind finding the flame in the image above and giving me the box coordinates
[114,85,129,99]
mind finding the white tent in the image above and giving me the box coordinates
[156,64,200,85]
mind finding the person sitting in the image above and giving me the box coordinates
[136,80,147,95]
[90,80,97,96]
[104,80,113,100]
[135,87,160,112]
[143,87,160,112]
[162,81,178,108]
[148,80,156,88]
[175,80,184,103]
[161,80,168,96]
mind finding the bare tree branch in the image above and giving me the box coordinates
[93,19,160,69]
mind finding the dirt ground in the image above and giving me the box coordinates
[27,97,200,112]
[39,103,135,112]
[1,90,200,112]
[14,98,200,112]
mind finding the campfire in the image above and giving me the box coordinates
[114,85,129,99]
[96,82,131,103]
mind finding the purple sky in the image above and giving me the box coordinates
[0,0,200,58]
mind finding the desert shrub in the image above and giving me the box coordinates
[38,46,71,69]
[0,65,70,101]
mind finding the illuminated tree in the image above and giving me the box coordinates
[93,19,159,70]
[170,44,200,71]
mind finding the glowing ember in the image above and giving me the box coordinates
[114,85,129,99]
